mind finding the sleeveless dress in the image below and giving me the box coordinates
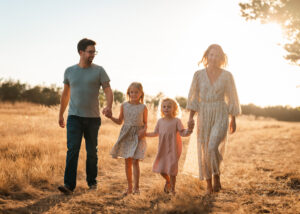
[110,102,147,160]
[183,69,241,180]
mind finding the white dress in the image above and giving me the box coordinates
[110,102,147,160]
[183,69,241,180]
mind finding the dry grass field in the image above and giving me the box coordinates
[0,102,299,214]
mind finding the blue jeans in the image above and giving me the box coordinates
[64,115,101,190]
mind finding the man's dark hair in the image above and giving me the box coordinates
[77,38,96,53]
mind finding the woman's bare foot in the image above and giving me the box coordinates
[206,178,213,194]
[213,175,222,192]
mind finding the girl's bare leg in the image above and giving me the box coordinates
[170,175,176,195]
[125,158,133,194]
[132,159,140,193]
[206,178,213,194]
[160,173,171,193]
[213,174,221,192]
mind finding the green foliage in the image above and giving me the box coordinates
[239,0,300,65]
[0,80,26,103]
[2,79,299,121]
[175,96,187,109]
[99,89,105,107]
[241,104,300,121]
[0,79,61,106]
[145,92,165,108]
[113,90,125,104]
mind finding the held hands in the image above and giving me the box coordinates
[188,119,195,132]
[138,129,146,140]
[102,107,112,118]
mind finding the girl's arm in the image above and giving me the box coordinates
[108,105,124,125]
[146,117,159,138]
[179,129,192,137]
[138,106,148,139]
[179,118,194,137]
[145,132,159,137]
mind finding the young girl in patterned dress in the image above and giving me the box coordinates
[146,98,194,195]
[107,82,148,195]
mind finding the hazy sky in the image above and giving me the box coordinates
[1,0,300,107]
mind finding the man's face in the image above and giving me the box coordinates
[80,45,97,64]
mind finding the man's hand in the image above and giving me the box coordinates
[102,107,112,118]
[58,84,70,128]
[103,85,113,118]
[59,115,65,128]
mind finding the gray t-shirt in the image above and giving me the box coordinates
[63,63,110,118]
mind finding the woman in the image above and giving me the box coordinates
[186,44,241,194]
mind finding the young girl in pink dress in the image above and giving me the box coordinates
[146,98,194,194]
[107,82,148,195]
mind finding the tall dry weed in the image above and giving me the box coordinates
[0,102,299,213]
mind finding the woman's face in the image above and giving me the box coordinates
[207,47,222,67]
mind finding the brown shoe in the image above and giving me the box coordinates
[58,185,73,195]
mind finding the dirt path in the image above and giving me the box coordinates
[1,117,300,213]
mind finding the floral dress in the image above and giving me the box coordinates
[110,102,147,160]
[183,69,241,180]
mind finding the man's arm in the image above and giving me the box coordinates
[59,84,70,128]
[102,82,113,117]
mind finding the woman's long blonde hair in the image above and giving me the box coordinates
[198,44,228,68]
[126,82,144,103]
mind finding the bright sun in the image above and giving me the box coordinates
[224,22,300,107]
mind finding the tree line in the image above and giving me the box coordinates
[1,79,300,121]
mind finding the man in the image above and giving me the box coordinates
[58,38,113,194]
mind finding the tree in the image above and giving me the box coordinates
[98,89,106,107]
[175,96,187,109]
[150,92,165,108]
[239,0,300,65]
[113,90,125,104]
[0,80,26,103]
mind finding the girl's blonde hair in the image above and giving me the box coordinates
[160,98,179,118]
[126,82,144,103]
[198,44,228,68]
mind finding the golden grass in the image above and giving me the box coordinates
[0,102,299,213]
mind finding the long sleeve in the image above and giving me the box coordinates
[225,72,241,116]
[186,71,200,112]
